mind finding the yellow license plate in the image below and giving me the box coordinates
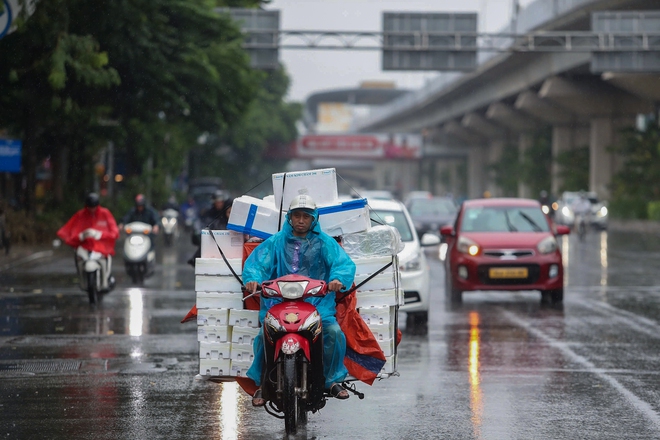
[489,267,528,279]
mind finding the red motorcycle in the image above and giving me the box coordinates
[254,274,362,435]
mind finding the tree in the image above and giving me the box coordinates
[520,128,552,198]
[556,145,589,193]
[488,143,521,197]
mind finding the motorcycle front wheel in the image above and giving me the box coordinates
[282,354,299,435]
[86,271,98,305]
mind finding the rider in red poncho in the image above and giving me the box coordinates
[57,193,119,256]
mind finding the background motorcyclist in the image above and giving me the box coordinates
[571,191,592,233]
[56,193,119,284]
[243,194,356,406]
[162,194,179,212]
[187,191,233,267]
[118,194,161,234]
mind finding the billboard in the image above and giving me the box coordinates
[295,134,422,159]
[316,103,353,133]
[0,139,22,172]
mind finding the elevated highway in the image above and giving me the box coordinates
[353,0,660,200]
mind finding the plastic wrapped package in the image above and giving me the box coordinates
[342,225,404,259]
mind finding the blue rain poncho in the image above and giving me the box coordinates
[243,207,356,388]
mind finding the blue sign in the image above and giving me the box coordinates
[0,139,22,173]
[0,0,13,39]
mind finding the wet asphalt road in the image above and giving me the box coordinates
[2,230,660,439]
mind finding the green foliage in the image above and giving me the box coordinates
[520,129,552,197]
[647,201,660,221]
[609,124,660,219]
[488,143,521,197]
[556,146,589,193]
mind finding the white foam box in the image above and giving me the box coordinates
[199,341,232,360]
[195,275,243,293]
[196,292,244,310]
[227,195,285,240]
[200,358,231,376]
[197,308,230,326]
[353,256,395,276]
[228,309,260,328]
[230,359,253,377]
[231,326,260,345]
[397,287,405,307]
[200,230,245,259]
[272,168,338,209]
[356,289,398,308]
[358,305,396,326]
[195,258,243,276]
[368,322,395,341]
[379,355,397,375]
[317,198,371,236]
[354,272,397,291]
[379,339,395,357]
[198,325,232,343]
[230,342,255,362]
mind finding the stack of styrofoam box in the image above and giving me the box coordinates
[353,255,401,376]
[227,168,371,239]
[196,229,259,377]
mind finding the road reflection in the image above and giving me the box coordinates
[129,288,144,337]
[218,382,241,440]
[600,231,608,288]
[468,311,483,437]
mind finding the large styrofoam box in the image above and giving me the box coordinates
[272,168,338,209]
[356,289,398,308]
[228,309,260,328]
[317,198,370,236]
[200,358,231,376]
[195,258,242,276]
[197,308,230,326]
[199,341,231,360]
[231,326,260,345]
[196,292,244,309]
[379,355,397,375]
[397,287,405,307]
[358,305,395,326]
[230,359,253,377]
[368,322,395,341]
[227,195,284,239]
[200,230,244,259]
[354,272,397,291]
[379,339,395,357]
[198,325,232,343]
[195,275,243,293]
[230,343,255,362]
[353,256,395,276]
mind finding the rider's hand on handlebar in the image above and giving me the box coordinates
[245,281,259,294]
[328,280,344,292]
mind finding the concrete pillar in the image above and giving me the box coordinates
[518,133,533,198]
[468,147,487,199]
[551,125,574,197]
[589,117,633,200]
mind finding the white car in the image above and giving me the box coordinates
[555,191,608,230]
[367,199,440,326]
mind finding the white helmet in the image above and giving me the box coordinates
[289,194,317,212]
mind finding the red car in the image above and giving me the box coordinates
[440,198,570,304]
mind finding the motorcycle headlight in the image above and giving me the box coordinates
[400,252,421,271]
[161,218,167,225]
[170,218,177,225]
[457,236,480,256]
[278,281,308,299]
[129,235,145,245]
[537,236,558,254]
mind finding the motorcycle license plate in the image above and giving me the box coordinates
[489,267,528,279]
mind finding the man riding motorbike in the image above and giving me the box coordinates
[118,194,161,239]
[243,194,356,406]
[57,192,119,288]
[187,191,233,267]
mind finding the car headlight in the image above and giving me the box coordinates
[400,252,422,271]
[457,236,479,256]
[537,236,558,254]
[561,206,572,217]
[597,207,608,218]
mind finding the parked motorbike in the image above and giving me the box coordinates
[161,208,179,247]
[74,245,114,304]
[123,222,156,285]
[253,274,362,435]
